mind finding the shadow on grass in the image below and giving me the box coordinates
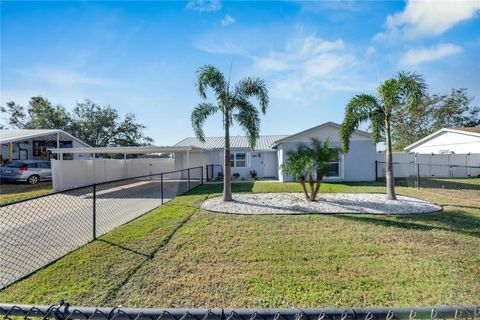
[333,209,480,238]
[186,182,255,196]
[98,239,152,259]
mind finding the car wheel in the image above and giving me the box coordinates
[27,175,40,185]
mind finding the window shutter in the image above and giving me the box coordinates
[246,152,251,167]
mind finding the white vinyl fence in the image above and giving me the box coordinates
[52,158,175,191]
[376,152,480,178]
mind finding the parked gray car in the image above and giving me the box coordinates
[0,160,52,184]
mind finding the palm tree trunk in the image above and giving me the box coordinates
[312,172,323,201]
[308,173,315,201]
[223,115,233,202]
[299,176,309,200]
[385,119,397,200]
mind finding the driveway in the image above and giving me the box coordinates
[0,178,199,289]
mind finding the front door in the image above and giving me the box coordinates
[250,152,264,178]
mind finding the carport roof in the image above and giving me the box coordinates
[0,129,90,146]
[48,146,205,154]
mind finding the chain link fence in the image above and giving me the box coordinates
[206,164,223,182]
[0,303,478,320]
[0,166,203,289]
[375,161,480,190]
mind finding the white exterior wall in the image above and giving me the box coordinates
[278,140,376,182]
[209,149,278,179]
[52,158,175,191]
[409,131,480,154]
[277,125,376,182]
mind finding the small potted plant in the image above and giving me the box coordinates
[215,172,224,181]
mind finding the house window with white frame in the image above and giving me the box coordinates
[230,152,247,168]
[324,153,342,178]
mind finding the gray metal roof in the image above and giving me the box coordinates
[0,129,91,147]
[175,135,289,151]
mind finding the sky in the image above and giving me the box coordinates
[1,0,479,145]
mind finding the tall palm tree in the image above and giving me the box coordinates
[192,65,269,201]
[339,71,427,200]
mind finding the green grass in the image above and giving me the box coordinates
[0,182,53,205]
[1,182,479,307]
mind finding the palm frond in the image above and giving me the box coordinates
[234,77,269,114]
[233,97,260,149]
[339,94,380,152]
[196,65,228,105]
[369,107,385,144]
[281,148,312,179]
[191,102,218,143]
[397,71,428,113]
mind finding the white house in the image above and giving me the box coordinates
[175,122,377,182]
[0,129,91,163]
[404,128,480,154]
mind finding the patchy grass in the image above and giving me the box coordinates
[0,182,478,307]
[0,182,53,205]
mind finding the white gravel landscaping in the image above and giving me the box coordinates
[201,193,442,215]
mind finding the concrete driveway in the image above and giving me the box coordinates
[0,178,200,289]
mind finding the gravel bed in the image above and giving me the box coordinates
[201,193,442,215]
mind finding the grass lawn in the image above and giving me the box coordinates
[0,181,478,307]
[0,182,53,205]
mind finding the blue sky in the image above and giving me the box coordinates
[1,0,479,145]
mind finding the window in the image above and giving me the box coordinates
[37,162,50,169]
[230,152,247,168]
[324,153,341,178]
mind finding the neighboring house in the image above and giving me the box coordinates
[175,122,377,182]
[0,129,91,163]
[404,128,480,154]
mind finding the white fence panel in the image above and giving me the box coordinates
[52,158,176,191]
[376,152,480,178]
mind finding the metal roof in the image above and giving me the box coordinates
[0,129,90,146]
[175,135,289,151]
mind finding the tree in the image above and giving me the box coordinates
[191,65,268,202]
[281,138,340,201]
[69,100,153,147]
[339,72,427,200]
[1,97,153,147]
[392,88,480,150]
[1,97,70,130]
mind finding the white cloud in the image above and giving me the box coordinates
[221,15,235,26]
[186,0,221,12]
[380,0,480,39]
[24,67,113,88]
[366,46,376,55]
[400,43,463,65]
[250,35,361,104]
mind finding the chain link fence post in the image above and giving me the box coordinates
[160,174,164,205]
[416,163,420,189]
[187,168,191,191]
[201,166,204,185]
[93,184,97,240]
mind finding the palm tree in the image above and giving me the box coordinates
[339,71,427,200]
[191,65,269,201]
[282,138,340,201]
